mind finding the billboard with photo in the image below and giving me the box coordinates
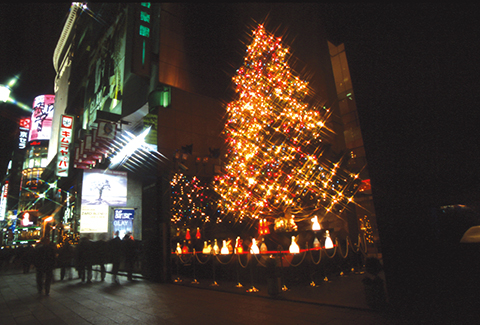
[80,169,127,233]
[81,169,127,207]
[29,95,55,142]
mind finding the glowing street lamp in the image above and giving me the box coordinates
[0,84,11,102]
[0,78,32,111]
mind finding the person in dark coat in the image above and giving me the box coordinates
[21,245,35,274]
[57,241,74,280]
[96,237,108,281]
[109,231,123,284]
[123,232,135,281]
[76,236,93,283]
[34,237,56,295]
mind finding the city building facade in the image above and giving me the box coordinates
[1,3,380,293]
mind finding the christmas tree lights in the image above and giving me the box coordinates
[214,24,361,226]
[170,173,218,228]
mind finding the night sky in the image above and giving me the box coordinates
[0,3,70,175]
[1,3,479,208]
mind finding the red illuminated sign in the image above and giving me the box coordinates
[19,118,30,129]
[18,118,30,150]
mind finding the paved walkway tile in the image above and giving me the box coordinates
[0,268,420,324]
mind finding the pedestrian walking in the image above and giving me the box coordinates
[123,232,135,281]
[21,245,35,274]
[109,231,123,284]
[34,237,56,295]
[76,236,93,283]
[96,236,108,281]
[57,241,74,280]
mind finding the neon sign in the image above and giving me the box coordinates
[29,95,55,142]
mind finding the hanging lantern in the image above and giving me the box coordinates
[176,242,182,254]
[185,228,191,240]
[250,238,260,254]
[263,218,270,234]
[324,230,334,249]
[196,227,201,240]
[311,215,321,231]
[258,219,265,235]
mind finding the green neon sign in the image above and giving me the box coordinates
[139,25,150,38]
[140,11,150,23]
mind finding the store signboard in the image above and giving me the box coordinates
[18,118,30,150]
[79,205,109,233]
[113,208,134,239]
[56,115,74,177]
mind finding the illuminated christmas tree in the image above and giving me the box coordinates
[214,24,361,229]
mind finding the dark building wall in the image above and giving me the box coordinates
[157,87,224,176]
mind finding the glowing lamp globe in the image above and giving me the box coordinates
[289,236,300,254]
[250,238,260,254]
[311,216,321,231]
[213,239,220,255]
[221,240,229,255]
[202,241,212,254]
[324,230,334,249]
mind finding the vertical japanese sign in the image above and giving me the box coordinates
[0,181,8,221]
[56,115,74,177]
[18,118,30,150]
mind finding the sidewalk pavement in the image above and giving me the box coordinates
[0,267,436,324]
